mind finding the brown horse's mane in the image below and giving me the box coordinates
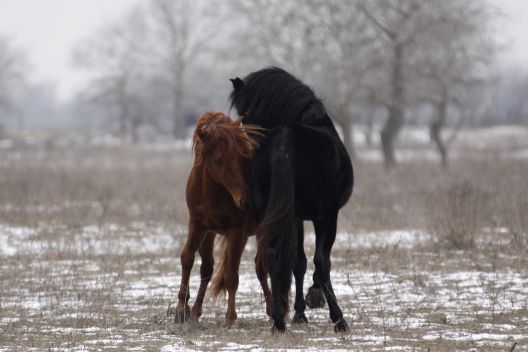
[192,112,263,166]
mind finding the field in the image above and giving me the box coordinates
[1,126,528,351]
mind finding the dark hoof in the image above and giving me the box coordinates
[174,310,190,324]
[305,286,325,309]
[271,320,286,334]
[291,312,308,324]
[334,318,349,333]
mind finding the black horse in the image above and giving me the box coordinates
[230,67,354,333]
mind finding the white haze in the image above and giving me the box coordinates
[0,0,526,103]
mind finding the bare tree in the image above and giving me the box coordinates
[74,7,150,140]
[228,0,377,158]
[357,0,432,168]
[358,0,496,168]
[302,0,377,158]
[145,0,214,138]
[0,35,27,126]
[411,0,495,167]
[227,0,318,75]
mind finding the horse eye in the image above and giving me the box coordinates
[213,159,220,165]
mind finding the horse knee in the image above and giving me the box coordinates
[180,249,195,271]
[313,251,324,271]
[224,272,239,291]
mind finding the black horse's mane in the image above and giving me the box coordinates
[229,67,329,129]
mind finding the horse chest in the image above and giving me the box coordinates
[193,200,240,233]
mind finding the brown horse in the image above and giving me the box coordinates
[174,111,272,327]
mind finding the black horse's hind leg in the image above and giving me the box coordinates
[312,212,349,332]
[292,220,308,324]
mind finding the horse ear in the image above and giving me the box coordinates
[230,77,244,91]
[196,124,208,140]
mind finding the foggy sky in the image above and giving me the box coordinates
[0,0,526,103]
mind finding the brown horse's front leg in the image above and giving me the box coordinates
[255,233,272,318]
[224,232,248,327]
[191,232,215,320]
[175,218,206,323]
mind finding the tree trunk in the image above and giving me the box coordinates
[430,98,448,168]
[118,104,128,138]
[117,80,128,138]
[365,110,375,147]
[172,88,183,138]
[335,67,355,160]
[131,114,141,144]
[380,44,404,169]
[172,65,185,139]
[341,115,355,160]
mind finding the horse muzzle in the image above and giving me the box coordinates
[235,198,248,210]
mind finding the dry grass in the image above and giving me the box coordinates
[1,136,528,351]
[425,181,482,249]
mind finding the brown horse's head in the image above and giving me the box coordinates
[192,112,263,210]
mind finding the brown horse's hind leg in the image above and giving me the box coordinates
[175,218,206,323]
[255,239,272,318]
[191,232,215,320]
[223,232,247,327]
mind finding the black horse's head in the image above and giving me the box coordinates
[229,77,248,122]
[229,67,324,129]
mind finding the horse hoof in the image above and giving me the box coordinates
[271,320,286,334]
[291,312,308,324]
[174,310,190,324]
[334,318,349,333]
[305,286,325,309]
[190,308,202,321]
[224,319,236,328]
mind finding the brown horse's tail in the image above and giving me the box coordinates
[210,236,229,298]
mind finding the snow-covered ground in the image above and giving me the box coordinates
[1,222,527,351]
[1,125,527,350]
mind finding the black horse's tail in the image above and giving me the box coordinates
[256,136,297,295]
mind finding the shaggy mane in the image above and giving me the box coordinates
[192,111,263,166]
[229,67,328,129]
